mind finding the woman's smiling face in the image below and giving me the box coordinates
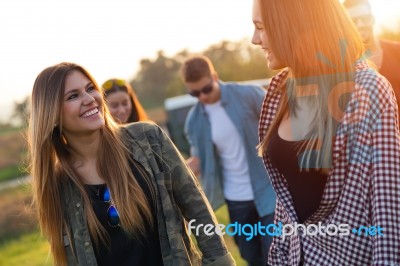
[251,0,286,70]
[61,70,105,137]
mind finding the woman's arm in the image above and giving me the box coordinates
[156,125,236,266]
[370,100,400,265]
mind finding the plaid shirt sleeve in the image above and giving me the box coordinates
[370,78,400,264]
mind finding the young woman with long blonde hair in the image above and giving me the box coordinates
[28,62,235,266]
[251,0,400,264]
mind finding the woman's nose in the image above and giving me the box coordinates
[251,30,260,45]
[83,92,95,105]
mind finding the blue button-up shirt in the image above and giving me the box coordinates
[185,81,276,217]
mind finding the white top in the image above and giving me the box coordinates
[204,101,254,201]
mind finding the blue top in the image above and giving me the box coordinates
[184,81,276,216]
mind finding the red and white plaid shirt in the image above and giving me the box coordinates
[259,62,400,266]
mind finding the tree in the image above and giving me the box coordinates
[130,38,278,109]
[131,51,182,108]
[11,96,30,127]
[203,38,276,81]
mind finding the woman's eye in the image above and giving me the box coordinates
[255,23,263,30]
[67,94,78,100]
[87,85,95,92]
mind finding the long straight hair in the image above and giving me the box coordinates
[28,62,153,265]
[257,0,365,171]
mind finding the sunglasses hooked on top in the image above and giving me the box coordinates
[188,80,214,98]
[102,79,127,91]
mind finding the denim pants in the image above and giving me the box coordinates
[226,199,274,266]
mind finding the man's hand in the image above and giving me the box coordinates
[186,156,201,177]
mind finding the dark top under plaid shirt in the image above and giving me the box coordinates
[259,61,400,266]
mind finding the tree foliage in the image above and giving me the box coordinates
[130,38,276,108]
[203,39,276,81]
[11,30,400,124]
[131,51,182,108]
[11,96,30,127]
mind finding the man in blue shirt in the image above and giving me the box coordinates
[182,55,276,266]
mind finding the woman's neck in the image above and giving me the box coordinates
[64,130,101,161]
[66,131,105,184]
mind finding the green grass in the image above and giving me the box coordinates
[0,126,22,136]
[0,231,52,266]
[0,185,246,265]
[0,164,26,182]
[214,205,246,266]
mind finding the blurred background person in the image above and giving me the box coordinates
[183,55,276,266]
[102,78,148,123]
[344,0,400,117]
[252,0,400,265]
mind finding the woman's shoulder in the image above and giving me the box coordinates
[122,121,162,142]
[355,65,395,105]
[350,64,397,123]
[124,121,158,131]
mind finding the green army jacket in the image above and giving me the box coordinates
[62,122,235,266]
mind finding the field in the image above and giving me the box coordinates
[0,186,245,265]
[0,106,167,183]
[0,128,27,182]
[0,116,246,265]
[0,231,52,266]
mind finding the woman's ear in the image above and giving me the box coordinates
[212,72,219,81]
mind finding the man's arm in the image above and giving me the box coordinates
[184,109,202,177]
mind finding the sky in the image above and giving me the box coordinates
[0,0,399,123]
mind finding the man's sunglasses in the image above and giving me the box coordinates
[99,186,120,227]
[351,15,373,25]
[188,81,214,98]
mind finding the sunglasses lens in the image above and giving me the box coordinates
[107,205,120,227]
[353,15,373,24]
[116,79,126,86]
[188,82,213,98]
[103,187,111,202]
[102,81,113,90]
[203,84,213,94]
